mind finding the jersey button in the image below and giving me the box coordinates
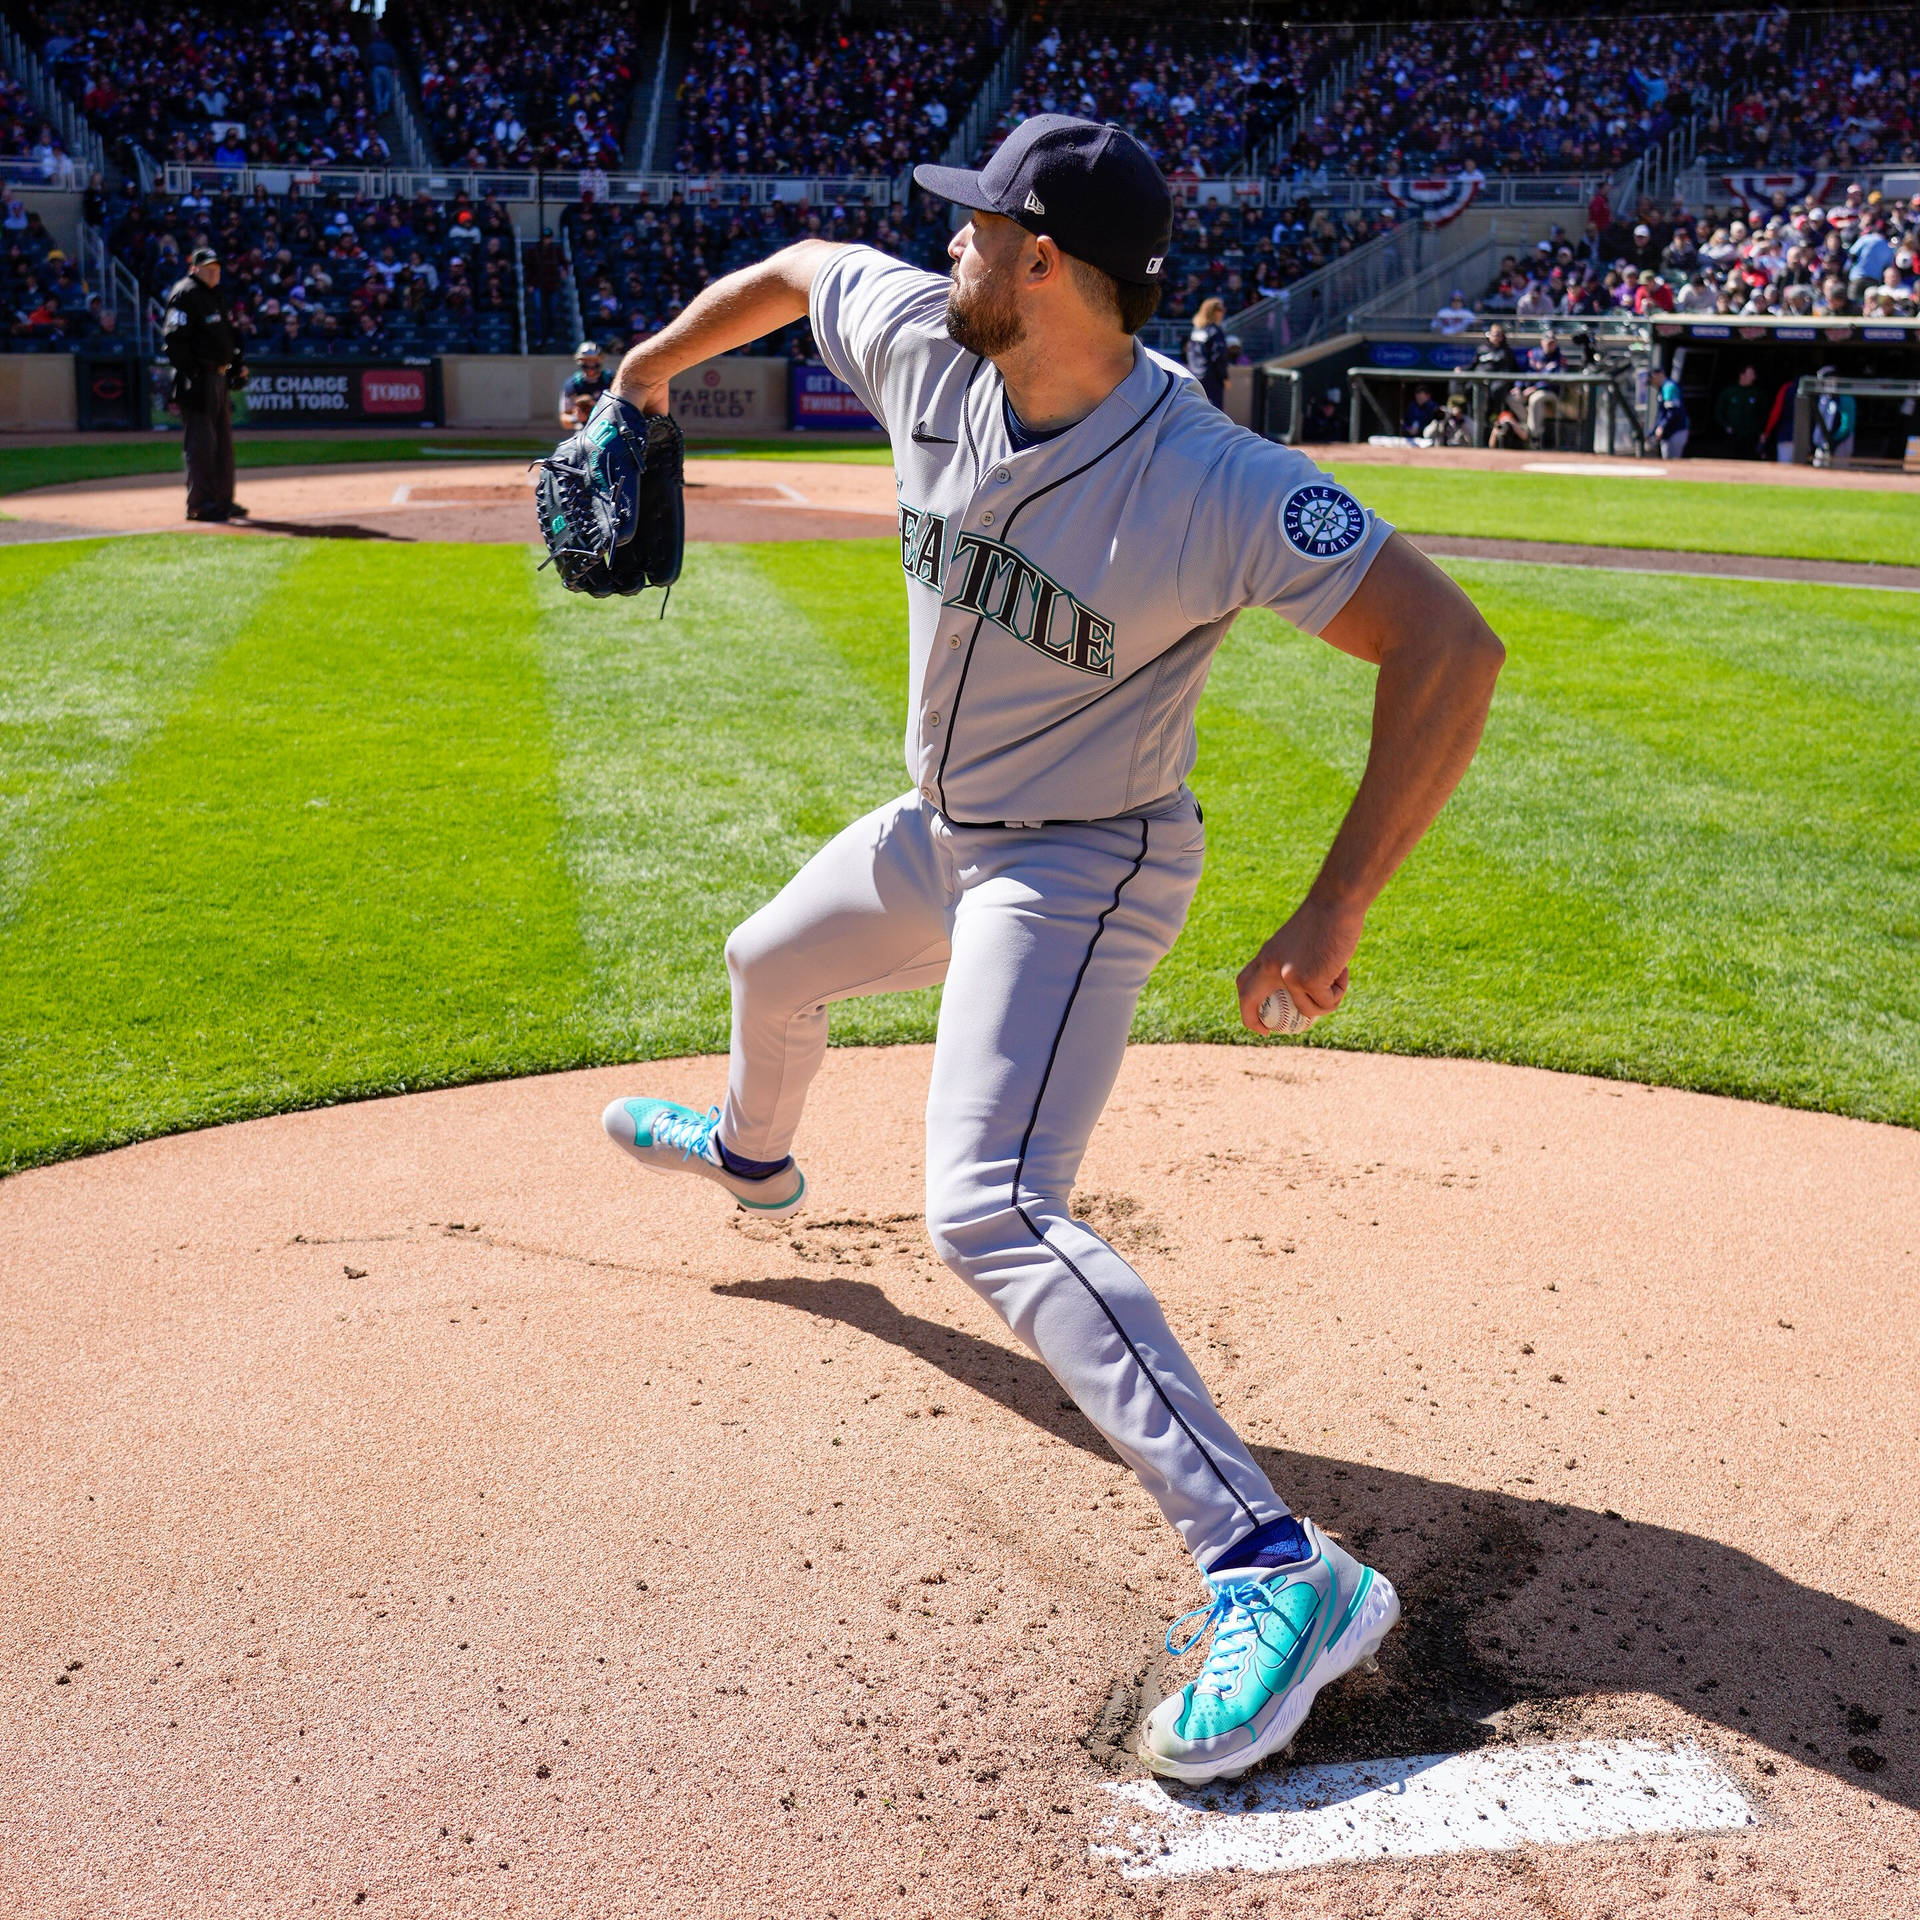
[928,711,941,727]
[980,510,995,526]
[995,467,1010,482]
[947,634,961,648]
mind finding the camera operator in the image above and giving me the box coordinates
[163,247,248,524]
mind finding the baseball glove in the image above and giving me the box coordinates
[533,394,684,602]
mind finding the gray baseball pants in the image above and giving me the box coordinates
[720,789,1287,1567]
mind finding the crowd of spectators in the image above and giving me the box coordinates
[675,12,996,177]
[1704,10,1918,169]
[1442,181,1919,327]
[564,188,957,357]
[110,183,530,355]
[2,64,80,183]
[1156,197,1399,322]
[32,2,388,169]
[3,190,125,349]
[404,5,637,171]
[988,23,1333,178]
[1291,17,1708,177]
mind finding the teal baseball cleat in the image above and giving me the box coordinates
[1139,1518,1400,1783]
[600,1097,807,1220]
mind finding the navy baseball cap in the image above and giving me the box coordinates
[914,114,1173,288]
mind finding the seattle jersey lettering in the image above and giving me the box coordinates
[942,532,1115,679]
[898,502,948,586]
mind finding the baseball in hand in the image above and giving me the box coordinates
[1258,985,1315,1035]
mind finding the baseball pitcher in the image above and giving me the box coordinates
[592,117,1505,1782]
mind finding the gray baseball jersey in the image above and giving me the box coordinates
[809,244,1394,825]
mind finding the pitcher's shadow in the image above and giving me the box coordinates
[715,1273,1917,1807]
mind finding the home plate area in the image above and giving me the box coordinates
[1093,1738,1756,1879]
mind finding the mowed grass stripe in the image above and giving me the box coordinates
[1326,465,1914,566]
[534,539,932,1059]
[1184,566,1920,1122]
[0,537,299,927]
[4,539,1917,1169]
[0,542,594,1171]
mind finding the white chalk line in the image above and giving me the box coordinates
[1522,460,1672,476]
[1091,1736,1756,1879]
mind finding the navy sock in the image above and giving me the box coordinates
[714,1135,792,1181]
[1209,1513,1314,1574]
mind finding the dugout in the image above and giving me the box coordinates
[1646,317,1920,466]
[1257,316,1920,467]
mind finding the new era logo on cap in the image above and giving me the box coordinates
[912,114,1174,289]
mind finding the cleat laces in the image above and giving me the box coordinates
[1167,1581,1308,1701]
[651,1104,720,1162]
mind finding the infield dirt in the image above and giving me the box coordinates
[6,455,1916,592]
[3,1043,1915,1916]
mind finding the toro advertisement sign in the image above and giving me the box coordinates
[234,359,439,426]
[231,359,441,428]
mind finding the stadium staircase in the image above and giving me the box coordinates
[630,9,684,174]
[935,24,1028,177]
[0,12,105,181]
[1236,28,1382,182]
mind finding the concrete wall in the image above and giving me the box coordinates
[20,187,82,252]
[440,353,789,433]
[0,353,78,431]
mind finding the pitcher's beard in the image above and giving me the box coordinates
[945,273,1025,358]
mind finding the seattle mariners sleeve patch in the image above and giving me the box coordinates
[1280,482,1369,560]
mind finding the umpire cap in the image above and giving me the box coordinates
[914,114,1173,288]
[189,246,219,266]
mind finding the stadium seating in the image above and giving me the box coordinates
[675,11,996,176]
[986,23,1333,178]
[107,184,530,355]
[402,4,638,170]
[1702,9,1919,168]
[2,60,78,181]
[564,187,958,358]
[31,3,388,167]
[1457,179,1919,321]
[1285,19,1700,175]
[1156,198,1399,321]
[3,189,108,348]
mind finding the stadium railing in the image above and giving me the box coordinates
[1,153,79,187]
[160,162,904,209]
[1193,218,1506,360]
[634,10,675,174]
[1347,223,1565,333]
[939,28,1028,174]
[1673,161,1920,209]
[0,13,106,182]
[1237,28,1382,182]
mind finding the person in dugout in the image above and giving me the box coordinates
[163,247,248,523]
[559,341,614,430]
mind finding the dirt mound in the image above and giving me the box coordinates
[1,1044,1913,1914]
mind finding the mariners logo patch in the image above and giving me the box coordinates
[1280,483,1368,560]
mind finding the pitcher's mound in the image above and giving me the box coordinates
[1,1045,1913,1915]
[0,457,898,546]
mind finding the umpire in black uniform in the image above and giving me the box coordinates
[163,247,248,523]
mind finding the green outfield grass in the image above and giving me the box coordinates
[2,534,1916,1170]
[1328,464,1918,565]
